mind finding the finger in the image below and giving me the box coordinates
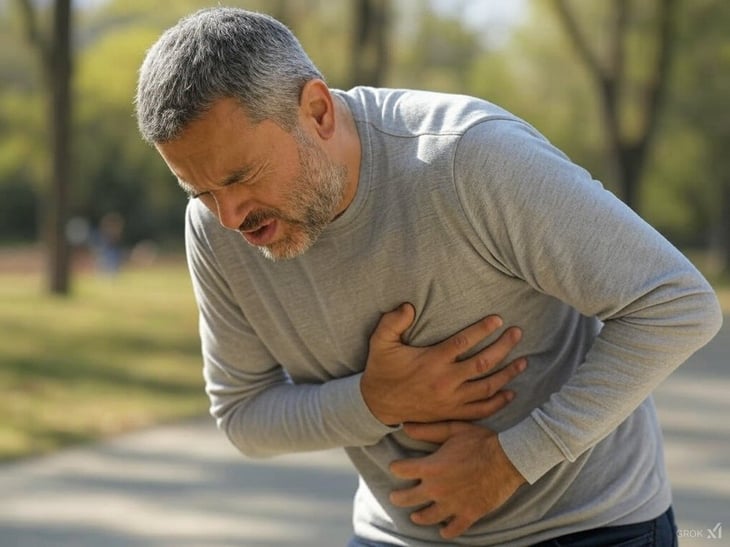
[401,421,473,444]
[390,457,426,480]
[390,484,430,508]
[370,303,416,348]
[459,327,523,380]
[431,315,504,361]
[411,503,452,526]
[459,390,515,420]
[461,358,527,401]
[440,514,473,540]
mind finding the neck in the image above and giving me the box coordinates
[333,94,362,218]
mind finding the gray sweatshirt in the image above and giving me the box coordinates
[185,87,722,545]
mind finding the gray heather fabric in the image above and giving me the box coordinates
[184,87,722,545]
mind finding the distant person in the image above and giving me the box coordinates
[95,212,124,274]
[135,8,722,546]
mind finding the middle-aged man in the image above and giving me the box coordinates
[135,7,723,546]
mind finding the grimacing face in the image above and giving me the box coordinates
[155,98,350,261]
[235,126,349,261]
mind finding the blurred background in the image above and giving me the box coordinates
[1,0,729,286]
[0,0,728,485]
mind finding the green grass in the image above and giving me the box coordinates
[0,263,209,461]
[2,257,726,463]
[716,286,730,315]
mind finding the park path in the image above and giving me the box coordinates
[0,321,728,547]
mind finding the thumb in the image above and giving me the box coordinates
[371,303,416,346]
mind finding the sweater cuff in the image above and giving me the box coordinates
[320,372,400,446]
[498,414,566,484]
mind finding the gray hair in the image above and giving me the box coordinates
[135,7,323,143]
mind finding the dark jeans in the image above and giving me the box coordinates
[531,507,678,546]
[348,507,678,546]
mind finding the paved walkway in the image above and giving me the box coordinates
[1,323,728,547]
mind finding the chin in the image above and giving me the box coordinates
[258,237,314,262]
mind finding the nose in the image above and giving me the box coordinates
[204,189,251,231]
[216,198,243,230]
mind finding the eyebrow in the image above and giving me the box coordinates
[177,165,255,198]
[219,166,254,188]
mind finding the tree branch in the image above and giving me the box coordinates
[552,0,623,158]
[551,0,606,83]
[636,0,678,146]
[610,0,629,81]
[15,0,51,69]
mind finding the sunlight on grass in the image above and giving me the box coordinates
[2,259,725,462]
[715,286,730,315]
[0,263,209,461]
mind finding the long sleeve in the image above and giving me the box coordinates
[185,204,397,458]
[453,119,723,484]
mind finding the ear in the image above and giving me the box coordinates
[298,79,335,140]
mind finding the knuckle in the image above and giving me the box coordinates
[451,332,469,351]
[474,353,494,375]
[483,381,498,399]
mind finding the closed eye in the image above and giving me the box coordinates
[225,164,265,188]
[181,163,263,200]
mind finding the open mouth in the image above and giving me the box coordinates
[241,219,278,246]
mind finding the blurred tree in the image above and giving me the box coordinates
[617,0,730,268]
[73,23,185,245]
[350,0,391,86]
[550,0,679,212]
[269,0,292,27]
[392,2,481,92]
[0,20,43,242]
[3,0,721,264]
[15,0,74,295]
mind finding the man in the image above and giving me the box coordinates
[135,7,722,546]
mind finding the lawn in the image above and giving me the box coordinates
[0,262,209,461]
[2,255,727,463]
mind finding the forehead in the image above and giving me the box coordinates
[154,99,264,189]
[159,99,255,159]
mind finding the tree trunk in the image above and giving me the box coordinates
[15,0,73,295]
[351,0,390,86]
[48,0,73,294]
[551,0,678,213]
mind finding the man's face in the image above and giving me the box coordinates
[156,98,349,260]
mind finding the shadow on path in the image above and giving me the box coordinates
[1,322,727,547]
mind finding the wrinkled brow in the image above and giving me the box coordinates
[176,165,255,198]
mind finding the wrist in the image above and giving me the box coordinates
[493,434,527,488]
[360,374,401,426]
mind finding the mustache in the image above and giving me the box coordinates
[239,210,278,232]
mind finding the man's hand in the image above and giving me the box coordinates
[361,303,526,425]
[389,422,526,539]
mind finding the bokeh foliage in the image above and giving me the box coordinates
[0,0,728,257]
